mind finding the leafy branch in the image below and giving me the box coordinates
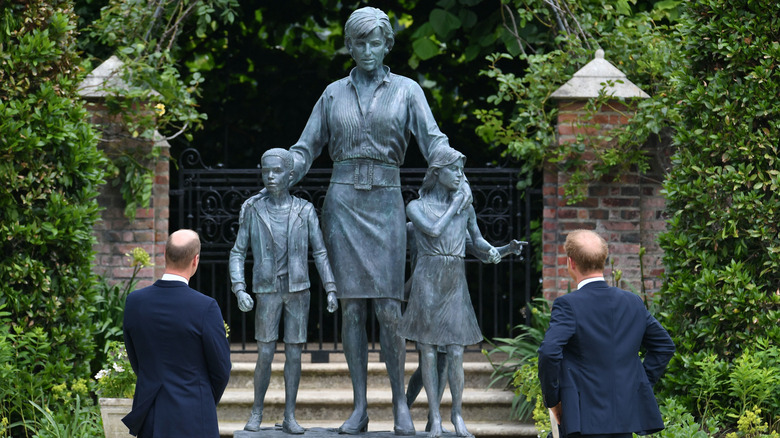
[83,0,238,219]
[475,1,682,203]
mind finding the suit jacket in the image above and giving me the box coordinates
[229,193,336,294]
[122,280,232,437]
[537,281,675,436]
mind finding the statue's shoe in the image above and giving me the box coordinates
[244,409,263,432]
[337,415,369,435]
[282,418,305,435]
[393,402,415,436]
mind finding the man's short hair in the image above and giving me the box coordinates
[262,148,293,171]
[165,230,201,270]
[564,229,608,273]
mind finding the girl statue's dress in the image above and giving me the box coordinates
[398,200,483,347]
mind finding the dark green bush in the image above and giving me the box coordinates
[0,0,108,433]
[656,0,780,431]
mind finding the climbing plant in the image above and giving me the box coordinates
[81,0,238,218]
[656,0,780,431]
[1,0,107,433]
[471,0,682,201]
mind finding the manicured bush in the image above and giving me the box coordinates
[0,0,108,433]
[656,0,780,432]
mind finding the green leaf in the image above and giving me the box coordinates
[412,37,440,61]
[429,8,461,38]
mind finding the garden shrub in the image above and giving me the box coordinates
[0,0,108,434]
[656,0,780,432]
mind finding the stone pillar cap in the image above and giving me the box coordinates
[551,49,650,100]
[78,55,160,98]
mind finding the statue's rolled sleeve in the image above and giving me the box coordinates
[229,207,251,294]
[407,82,451,163]
[290,93,330,185]
[306,205,337,292]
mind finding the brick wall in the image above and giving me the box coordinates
[85,101,169,289]
[542,100,666,300]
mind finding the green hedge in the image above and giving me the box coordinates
[656,0,780,430]
[0,0,108,433]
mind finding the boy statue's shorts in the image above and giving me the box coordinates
[253,274,310,344]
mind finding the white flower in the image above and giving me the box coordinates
[113,363,125,373]
[95,369,108,380]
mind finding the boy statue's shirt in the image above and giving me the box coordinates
[267,202,291,277]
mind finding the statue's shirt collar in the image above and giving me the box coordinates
[346,65,392,87]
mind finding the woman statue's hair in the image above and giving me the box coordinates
[344,7,394,53]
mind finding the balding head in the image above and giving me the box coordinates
[564,229,608,275]
[165,229,201,271]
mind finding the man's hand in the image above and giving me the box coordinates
[236,291,254,312]
[550,402,562,425]
[326,291,339,313]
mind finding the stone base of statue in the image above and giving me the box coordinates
[233,427,458,437]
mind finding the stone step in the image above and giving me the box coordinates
[219,420,538,437]
[219,349,531,437]
[227,361,504,390]
[219,387,516,424]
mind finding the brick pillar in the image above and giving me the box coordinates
[86,114,169,289]
[542,100,666,300]
[79,56,169,289]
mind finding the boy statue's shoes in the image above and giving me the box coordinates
[243,409,262,431]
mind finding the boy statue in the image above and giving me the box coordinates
[229,148,339,434]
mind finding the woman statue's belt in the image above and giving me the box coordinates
[331,159,401,190]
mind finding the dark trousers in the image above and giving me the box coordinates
[566,433,633,438]
[549,424,633,438]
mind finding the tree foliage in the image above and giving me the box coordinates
[161,0,516,169]
[78,0,238,218]
[147,0,685,205]
[655,0,780,430]
[0,0,108,432]
[473,0,682,198]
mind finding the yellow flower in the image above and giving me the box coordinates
[154,103,166,116]
[126,247,153,268]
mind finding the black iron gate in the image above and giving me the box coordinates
[170,148,540,357]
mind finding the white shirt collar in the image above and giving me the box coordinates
[577,276,605,290]
[161,273,188,284]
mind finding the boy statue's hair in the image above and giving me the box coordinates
[262,148,294,171]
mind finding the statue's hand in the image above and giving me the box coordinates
[236,291,254,312]
[487,247,501,264]
[509,239,527,255]
[326,291,339,313]
[456,179,473,214]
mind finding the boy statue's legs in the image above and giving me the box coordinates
[282,342,305,434]
[245,340,275,431]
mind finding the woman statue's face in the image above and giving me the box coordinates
[348,27,387,73]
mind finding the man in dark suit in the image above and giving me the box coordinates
[538,229,675,438]
[123,229,232,437]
